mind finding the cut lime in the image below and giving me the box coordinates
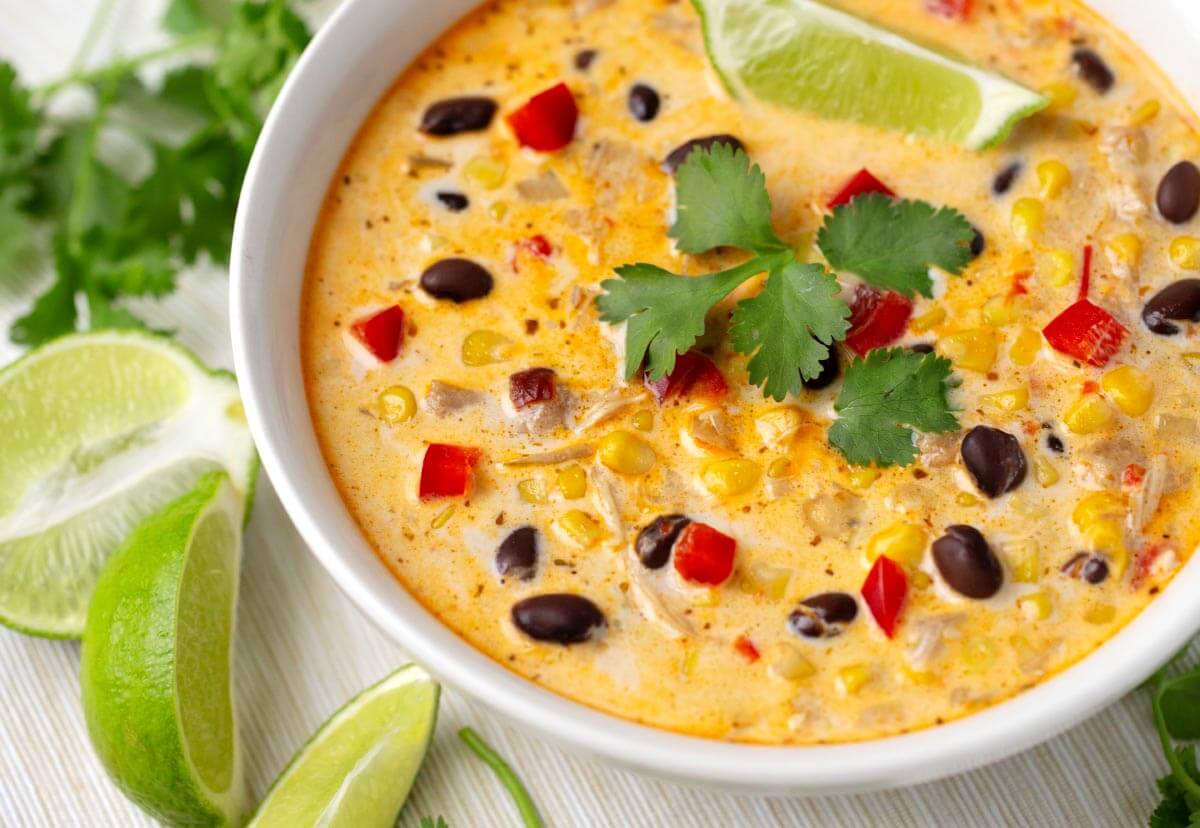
[692,0,1047,149]
[248,664,440,828]
[0,330,257,638]
[81,471,248,827]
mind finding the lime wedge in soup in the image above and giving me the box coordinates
[692,0,1048,148]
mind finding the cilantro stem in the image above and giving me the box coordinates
[1153,676,1200,801]
[69,0,121,76]
[34,30,220,97]
[458,727,542,828]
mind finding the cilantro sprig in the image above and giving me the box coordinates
[1149,662,1200,827]
[0,0,309,345]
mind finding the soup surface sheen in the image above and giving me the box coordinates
[303,0,1200,744]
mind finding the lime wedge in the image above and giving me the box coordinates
[692,0,1047,149]
[81,471,248,827]
[248,664,440,828]
[0,330,257,638]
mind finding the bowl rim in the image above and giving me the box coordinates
[231,0,1200,794]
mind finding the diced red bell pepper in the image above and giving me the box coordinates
[733,635,761,662]
[351,305,405,362]
[1122,463,1147,488]
[520,234,553,258]
[1042,300,1128,367]
[644,351,728,403]
[418,444,481,500]
[1132,542,1172,589]
[507,83,578,152]
[673,522,736,586]
[844,285,913,356]
[925,0,973,20]
[861,555,907,638]
[828,169,895,209]
[509,367,557,410]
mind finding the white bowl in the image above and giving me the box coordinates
[231,0,1200,794]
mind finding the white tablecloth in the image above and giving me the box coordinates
[0,3,1190,825]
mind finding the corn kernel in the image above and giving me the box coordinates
[1011,198,1045,244]
[1033,455,1060,487]
[1009,327,1043,366]
[901,665,935,685]
[1084,604,1117,625]
[910,304,947,333]
[1073,492,1125,529]
[1036,160,1072,199]
[556,464,588,499]
[910,570,932,590]
[940,328,997,373]
[462,330,514,366]
[556,509,602,548]
[692,588,720,607]
[1008,539,1040,582]
[1101,365,1154,416]
[377,385,417,424]
[517,477,549,505]
[1129,99,1161,126]
[756,406,804,447]
[983,296,1019,327]
[1038,249,1076,288]
[982,387,1029,412]
[1170,237,1200,270]
[767,457,792,478]
[769,645,815,682]
[1107,233,1143,267]
[463,155,507,189]
[1041,81,1077,110]
[702,458,762,498]
[631,409,654,431]
[431,505,455,529]
[1064,395,1113,435]
[598,430,656,475]
[837,663,871,695]
[865,523,927,569]
[1018,590,1053,621]
[739,562,791,600]
[961,636,998,674]
[488,201,509,221]
[1082,519,1130,575]
[956,491,980,507]
[849,466,881,489]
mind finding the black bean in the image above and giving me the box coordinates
[908,343,935,354]
[663,134,744,173]
[511,594,606,644]
[628,84,661,122]
[635,514,691,569]
[1071,48,1115,94]
[1046,433,1065,454]
[932,525,1003,599]
[1142,278,1200,335]
[788,592,858,639]
[992,162,1020,195]
[1156,161,1200,224]
[419,258,493,302]
[435,191,469,212]
[1062,552,1109,585]
[802,349,840,390]
[574,49,597,71]
[419,97,497,136]
[961,425,1027,498]
[496,526,539,581]
[969,226,985,258]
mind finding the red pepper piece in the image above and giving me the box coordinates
[419,444,482,500]
[521,234,553,258]
[844,285,913,356]
[861,555,907,638]
[643,351,728,403]
[673,522,736,586]
[733,635,761,662]
[1122,463,1147,488]
[509,367,557,410]
[351,305,405,362]
[1132,542,1172,589]
[925,0,973,20]
[828,168,895,209]
[1042,245,1128,367]
[507,83,578,152]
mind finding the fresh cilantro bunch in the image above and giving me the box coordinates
[1150,664,1200,827]
[0,0,309,345]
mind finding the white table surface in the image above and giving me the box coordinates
[0,2,1191,825]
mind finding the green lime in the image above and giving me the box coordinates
[81,471,248,827]
[248,664,440,828]
[0,330,257,638]
[692,0,1047,149]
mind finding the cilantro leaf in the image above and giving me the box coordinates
[1152,748,1200,828]
[1160,671,1200,741]
[163,0,231,35]
[828,348,959,467]
[670,143,786,255]
[817,194,974,298]
[730,262,849,401]
[597,258,769,381]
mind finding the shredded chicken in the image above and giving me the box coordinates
[801,486,864,542]
[511,389,574,436]
[500,442,594,467]
[624,557,694,640]
[405,154,451,173]
[687,408,735,453]
[588,463,625,542]
[515,169,568,202]
[917,432,959,468]
[1130,454,1169,531]
[904,612,966,672]
[424,380,483,415]
[574,389,644,433]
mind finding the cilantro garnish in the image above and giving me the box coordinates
[0,0,309,345]
[459,727,541,828]
[1149,664,1200,827]
[817,193,975,298]
[827,348,959,467]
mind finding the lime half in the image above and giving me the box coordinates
[81,471,248,827]
[248,664,440,827]
[0,330,257,638]
[692,0,1047,149]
